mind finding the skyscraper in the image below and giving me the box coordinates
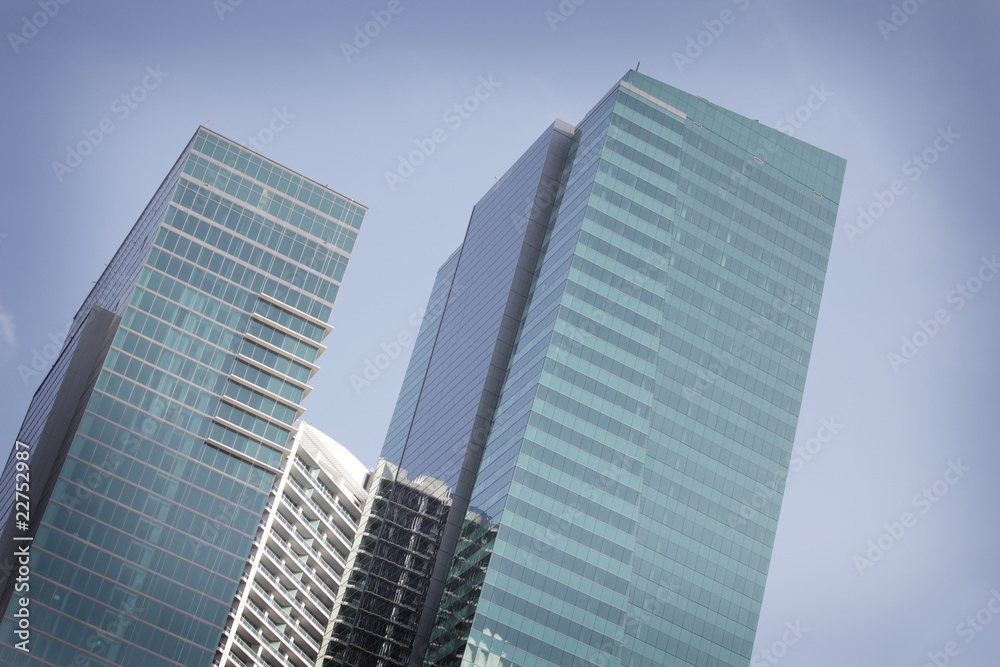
[325,70,845,667]
[319,457,450,666]
[0,127,366,666]
[214,422,368,667]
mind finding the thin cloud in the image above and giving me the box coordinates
[0,303,16,352]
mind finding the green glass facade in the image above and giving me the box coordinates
[435,71,844,667]
[333,71,844,667]
[0,128,365,666]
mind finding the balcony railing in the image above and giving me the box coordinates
[284,479,355,552]
[278,498,348,570]
[251,581,323,642]
[272,511,343,587]
[292,456,360,529]
[255,563,325,631]
[232,633,265,666]
[245,599,318,665]
[240,621,296,667]
[261,546,332,617]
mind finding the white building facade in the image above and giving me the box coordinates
[214,422,368,667]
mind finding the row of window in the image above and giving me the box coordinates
[525,411,642,491]
[184,153,360,254]
[121,306,231,377]
[216,401,290,447]
[591,180,674,239]
[543,358,650,421]
[631,551,760,630]
[161,203,333,324]
[584,203,672,266]
[682,188,828,281]
[604,135,681,194]
[247,319,319,363]
[239,337,313,384]
[29,535,229,659]
[639,473,777,560]
[681,126,838,232]
[0,617,204,667]
[44,505,254,587]
[167,193,348,288]
[506,492,632,569]
[526,403,787,547]
[163,193,344,306]
[232,359,305,404]
[109,335,225,399]
[617,84,836,239]
[437,609,574,665]
[667,257,815,360]
[90,380,206,445]
[520,431,640,506]
[564,268,661,340]
[193,130,364,229]
[475,582,622,666]
[680,173,826,269]
[513,463,638,540]
[567,252,663,319]
[659,329,802,416]
[616,84,686,137]
[610,112,682,162]
[59,449,262,560]
[558,304,656,367]
[671,230,819,327]
[664,273,811,368]
[254,298,325,343]
[660,369,798,446]
[659,300,806,401]
[550,328,655,395]
[208,422,284,470]
[138,264,245,334]
[146,242,322,331]
[77,407,272,494]
[99,367,215,424]
[597,157,678,211]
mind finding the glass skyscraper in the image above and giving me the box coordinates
[319,457,451,666]
[326,70,845,666]
[0,127,365,666]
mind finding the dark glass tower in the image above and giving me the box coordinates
[320,117,576,667]
[325,70,845,667]
[0,127,365,666]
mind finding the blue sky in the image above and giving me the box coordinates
[1,1,998,664]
